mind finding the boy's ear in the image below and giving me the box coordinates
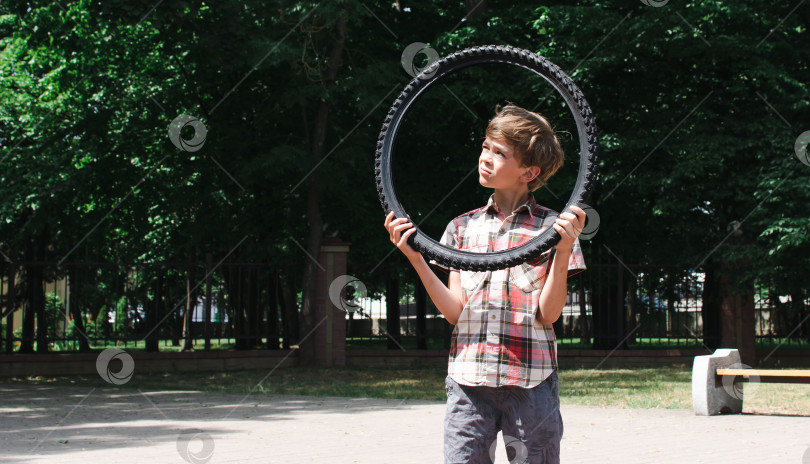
[521,166,541,183]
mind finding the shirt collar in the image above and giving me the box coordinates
[484,193,536,219]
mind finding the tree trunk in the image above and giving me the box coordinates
[415,276,427,350]
[222,265,248,350]
[34,263,47,353]
[5,257,17,354]
[717,261,756,366]
[591,257,627,350]
[145,274,161,352]
[625,276,638,345]
[279,275,298,349]
[68,266,91,352]
[578,284,590,346]
[204,253,213,351]
[701,261,722,350]
[266,270,280,349]
[21,241,37,353]
[247,267,260,348]
[20,277,34,353]
[235,267,249,350]
[171,272,181,347]
[790,288,808,342]
[386,274,402,350]
[299,14,348,364]
[182,264,197,352]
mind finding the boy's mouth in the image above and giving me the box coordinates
[479,167,491,175]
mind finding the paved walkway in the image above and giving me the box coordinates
[1,384,808,463]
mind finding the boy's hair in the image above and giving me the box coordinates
[485,104,564,192]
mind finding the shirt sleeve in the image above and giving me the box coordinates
[428,220,459,273]
[567,237,587,277]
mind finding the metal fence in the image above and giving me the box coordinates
[0,260,288,354]
[1,259,808,354]
[347,262,809,350]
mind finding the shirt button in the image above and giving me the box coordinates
[491,314,496,320]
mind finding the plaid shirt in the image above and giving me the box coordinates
[430,193,586,388]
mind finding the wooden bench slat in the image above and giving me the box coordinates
[716,369,810,377]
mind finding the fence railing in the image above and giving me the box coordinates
[346,262,809,350]
[1,260,808,354]
[0,260,288,354]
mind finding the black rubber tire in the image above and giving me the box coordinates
[376,45,599,272]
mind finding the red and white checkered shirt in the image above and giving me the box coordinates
[430,193,586,388]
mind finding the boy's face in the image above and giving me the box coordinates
[478,136,539,190]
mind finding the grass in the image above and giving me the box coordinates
[561,368,810,415]
[559,367,695,408]
[7,367,450,401]
[6,366,810,415]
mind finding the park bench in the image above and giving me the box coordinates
[716,368,810,385]
[692,348,810,415]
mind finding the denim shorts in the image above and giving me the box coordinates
[444,370,563,464]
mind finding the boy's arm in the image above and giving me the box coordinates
[384,211,464,325]
[407,254,463,325]
[536,247,571,324]
[537,206,587,325]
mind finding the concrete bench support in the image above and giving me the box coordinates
[692,348,743,416]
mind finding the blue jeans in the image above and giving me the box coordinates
[444,371,563,464]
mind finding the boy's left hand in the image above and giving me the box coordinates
[553,205,587,252]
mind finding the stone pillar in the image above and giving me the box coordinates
[692,348,743,415]
[311,237,350,367]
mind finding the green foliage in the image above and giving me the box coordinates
[0,1,807,307]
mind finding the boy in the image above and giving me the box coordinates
[383,104,586,463]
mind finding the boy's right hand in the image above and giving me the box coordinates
[384,211,421,261]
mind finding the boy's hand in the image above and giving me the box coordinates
[553,205,586,252]
[384,211,421,261]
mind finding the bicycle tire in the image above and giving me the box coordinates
[375,45,599,271]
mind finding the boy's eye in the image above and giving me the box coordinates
[482,143,505,158]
